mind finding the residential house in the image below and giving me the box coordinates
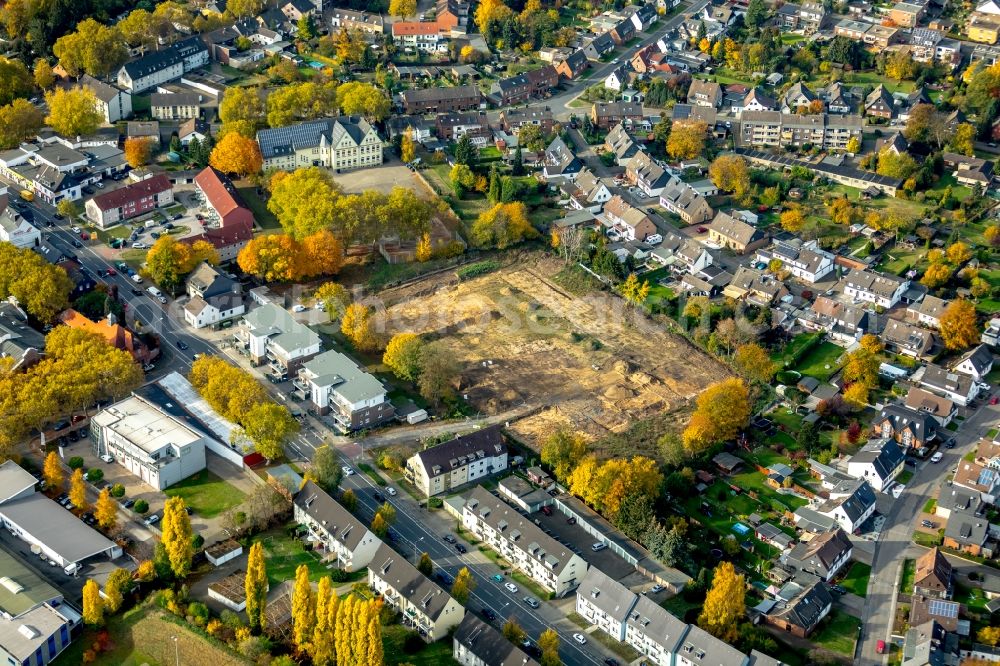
[882,318,936,357]
[116,36,209,93]
[463,486,588,597]
[814,478,877,533]
[436,0,469,30]
[913,547,953,599]
[542,137,582,183]
[0,199,39,249]
[453,615,540,666]
[834,18,869,40]
[953,459,1000,504]
[555,50,590,80]
[799,1,827,32]
[610,17,636,44]
[865,85,895,119]
[708,211,767,254]
[625,151,670,197]
[406,427,507,497]
[582,32,616,61]
[84,173,173,229]
[903,387,957,426]
[737,148,901,195]
[182,219,253,264]
[935,486,983,520]
[942,152,995,187]
[60,309,152,363]
[625,595,692,665]
[183,262,244,329]
[743,88,777,113]
[953,344,994,382]
[659,176,714,225]
[865,24,900,49]
[435,112,490,141]
[629,4,658,31]
[762,580,833,637]
[874,404,938,451]
[846,438,905,492]
[890,1,925,27]
[943,511,991,556]
[910,28,961,67]
[804,296,869,343]
[368,542,466,640]
[902,620,957,666]
[293,480,381,571]
[650,232,713,274]
[824,82,854,114]
[490,66,558,106]
[178,118,210,147]
[737,112,863,151]
[676,625,750,666]
[256,116,383,172]
[756,239,834,283]
[970,12,1000,44]
[126,121,160,147]
[723,266,789,305]
[236,303,321,372]
[80,75,132,123]
[563,169,612,212]
[603,195,657,241]
[908,295,949,329]
[590,102,644,130]
[188,166,253,261]
[401,85,481,114]
[605,123,641,165]
[576,568,637,641]
[781,82,819,113]
[295,350,394,432]
[499,108,555,134]
[280,0,315,21]
[840,269,908,308]
[392,22,449,53]
[778,3,801,28]
[687,79,722,108]
[329,9,385,34]
[149,92,201,121]
[920,363,978,406]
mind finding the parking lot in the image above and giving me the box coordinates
[531,506,636,582]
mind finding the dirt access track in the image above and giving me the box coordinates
[377,256,731,449]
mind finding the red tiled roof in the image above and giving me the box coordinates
[392,20,442,35]
[90,174,172,211]
[194,167,253,227]
[184,219,254,249]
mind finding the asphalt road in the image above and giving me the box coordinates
[857,397,1000,665]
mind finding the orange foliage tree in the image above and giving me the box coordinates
[123,137,153,168]
[209,132,262,177]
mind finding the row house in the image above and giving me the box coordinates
[116,36,209,93]
[436,0,469,31]
[401,85,481,114]
[405,427,508,497]
[85,173,173,229]
[392,22,449,53]
[610,17,636,44]
[490,65,558,106]
[590,102,644,130]
[605,123,641,165]
[463,487,588,597]
[625,151,670,197]
[453,616,539,666]
[604,195,657,241]
[369,542,465,640]
[756,239,834,283]
[435,112,490,141]
[814,478,877,534]
[762,580,833,638]
[723,266,789,306]
[499,107,555,134]
[659,176,714,225]
[293,481,381,571]
[149,92,201,121]
[834,20,900,49]
[651,232,713,274]
[329,9,385,34]
[874,404,938,452]
[865,85,895,119]
[839,269,908,308]
[582,32,616,60]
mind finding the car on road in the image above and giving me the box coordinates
[144,514,160,526]
[444,534,457,544]
[105,268,116,276]
[523,596,540,609]
[71,226,82,233]
[877,640,886,654]
[131,274,143,283]
[435,572,453,585]
[504,582,519,593]
[130,288,143,296]
[604,659,620,666]
[72,240,82,248]
[944,438,956,448]
[342,465,354,475]
[482,608,497,621]
[292,304,307,312]
[386,486,396,496]
[572,633,587,645]
[455,543,467,554]
[830,585,847,594]
[567,516,576,524]
[491,573,504,583]
[175,340,189,350]
[931,452,944,463]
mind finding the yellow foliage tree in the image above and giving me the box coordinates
[682,378,750,454]
[70,468,88,511]
[541,428,588,481]
[401,131,416,163]
[341,303,379,352]
[292,564,316,652]
[389,0,418,16]
[921,262,951,289]
[245,541,268,631]
[301,229,344,278]
[43,450,63,492]
[82,579,104,626]
[45,87,101,137]
[209,131,262,177]
[383,333,423,381]
[946,241,972,265]
[95,488,118,530]
[734,343,776,384]
[452,567,475,604]
[124,137,154,168]
[415,233,432,262]
[698,562,745,643]
[979,626,1000,647]
[475,0,515,36]
[314,282,350,320]
[237,234,304,282]
[843,382,869,410]
[470,202,536,249]
[779,205,806,233]
[708,155,750,198]
[33,59,54,89]
[103,568,132,614]
[160,497,194,578]
[666,120,707,160]
[939,299,980,351]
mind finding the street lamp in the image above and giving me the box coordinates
[171,635,179,666]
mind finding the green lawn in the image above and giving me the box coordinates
[591,627,642,661]
[358,462,387,486]
[812,610,861,656]
[914,530,944,548]
[731,471,808,511]
[955,583,990,611]
[896,470,913,485]
[164,469,246,518]
[899,559,915,594]
[660,594,702,622]
[791,341,844,381]
[922,498,937,514]
[840,562,871,597]
[772,332,822,368]
[383,625,460,666]
[249,527,329,587]
[237,186,280,230]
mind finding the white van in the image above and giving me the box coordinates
[147,286,162,298]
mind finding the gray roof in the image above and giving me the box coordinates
[903,620,946,666]
[0,492,115,564]
[785,528,852,576]
[578,567,637,624]
[0,546,62,618]
[768,580,832,632]
[370,542,455,620]
[0,460,37,505]
[849,438,904,483]
[413,426,506,478]
[401,84,481,104]
[711,211,764,246]
[921,364,975,398]
[877,404,938,442]
[0,603,71,662]
[944,509,988,546]
[954,344,993,376]
[80,75,124,103]
[909,294,948,320]
[454,615,540,666]
[842,268,906,298]
[937,486,982,515]
[677,624,749,666]
[302,349,387,404]
[818,478,876,524]
[150,92,201,107]
[256,116,376,159]
[121,36,207,79]
[243,303,321,353]
[625,595,688,654]
[294,480,374,552]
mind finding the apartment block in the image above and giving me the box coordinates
[405,427,507,497]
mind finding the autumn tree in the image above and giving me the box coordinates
[538,629,560,666]
[384,333,424,381]
[43,450,63,492]
[342,303,379,352]
[336,81,389,121]
[82,579,104,626]
[314,282,351,320]
[219,86,266,136]
[245,541,268,631]
[842,339,879,388]
[947,241,973,265]
[885,51,916,81]
[32,59,54,90]
[666,120,707,160]
[209,131,262,177]
[952,123,976,156]
[503,617,527,644]
[144,236,218,291]
[240,402,299,461]
[471,202,536,249]
[371,512,388,538]
[708,155,750,199]
[237,234,303,282]
[475,0,515,40]
[310,576,336,665]
[45,87,101,138]
[53,19,127,78]
[0,57,32,105]
[451,567,475,604]
[417,342,458,405]
[940,299,979,351]
[698,562,745,642]
[56,199,80,219]
[417,552,433,576]
[979,626,1000,647]
[308,444,343,493]
[124,137,154,168]
[846,135,861,154]
[160,497,194,578]
[921,262,951,289]
[734,343,776,384]
[401,132,416,163]
[389,0,418,16]
[568,455,663,520]
[291,564,315,651]
[268,167,342,239]
[0,98,44,149]
[682,378,750,454]
[95,488,118,530]
[450,163,476,196]
[70,468,88,511]
[877,148,918,180]
[621,273,651,306]
[779,205,806,233]
[541,428,587,480]
[103,568,132,614]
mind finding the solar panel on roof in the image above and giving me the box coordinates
[928,599,959,618]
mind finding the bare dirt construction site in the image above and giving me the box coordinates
[378,255,731,452]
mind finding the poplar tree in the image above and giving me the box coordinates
[245,541,268,632]
[292,565,316,651]
[69,468,88,511]
[103,568,132,614]
[82,579,104,626]
[94,488,118,530]
[42,451,63,491]
[310,576,336,665]
[160,497,194,578]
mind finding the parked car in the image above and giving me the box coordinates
[100,454,114,464]
[121,498,135,509]
[386,487,397,496]
[540,505,552,516]
[649,584,665,594]
[504,582,519,593]
[482,608,497,622]
[931,452,944,463]
[921,520,938,529]
[591,542,608,552]
[992,396,999,406]
[567,517,576,525]
[67,430,79,442]
[144,514,160,526]
[70,226,82,233]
